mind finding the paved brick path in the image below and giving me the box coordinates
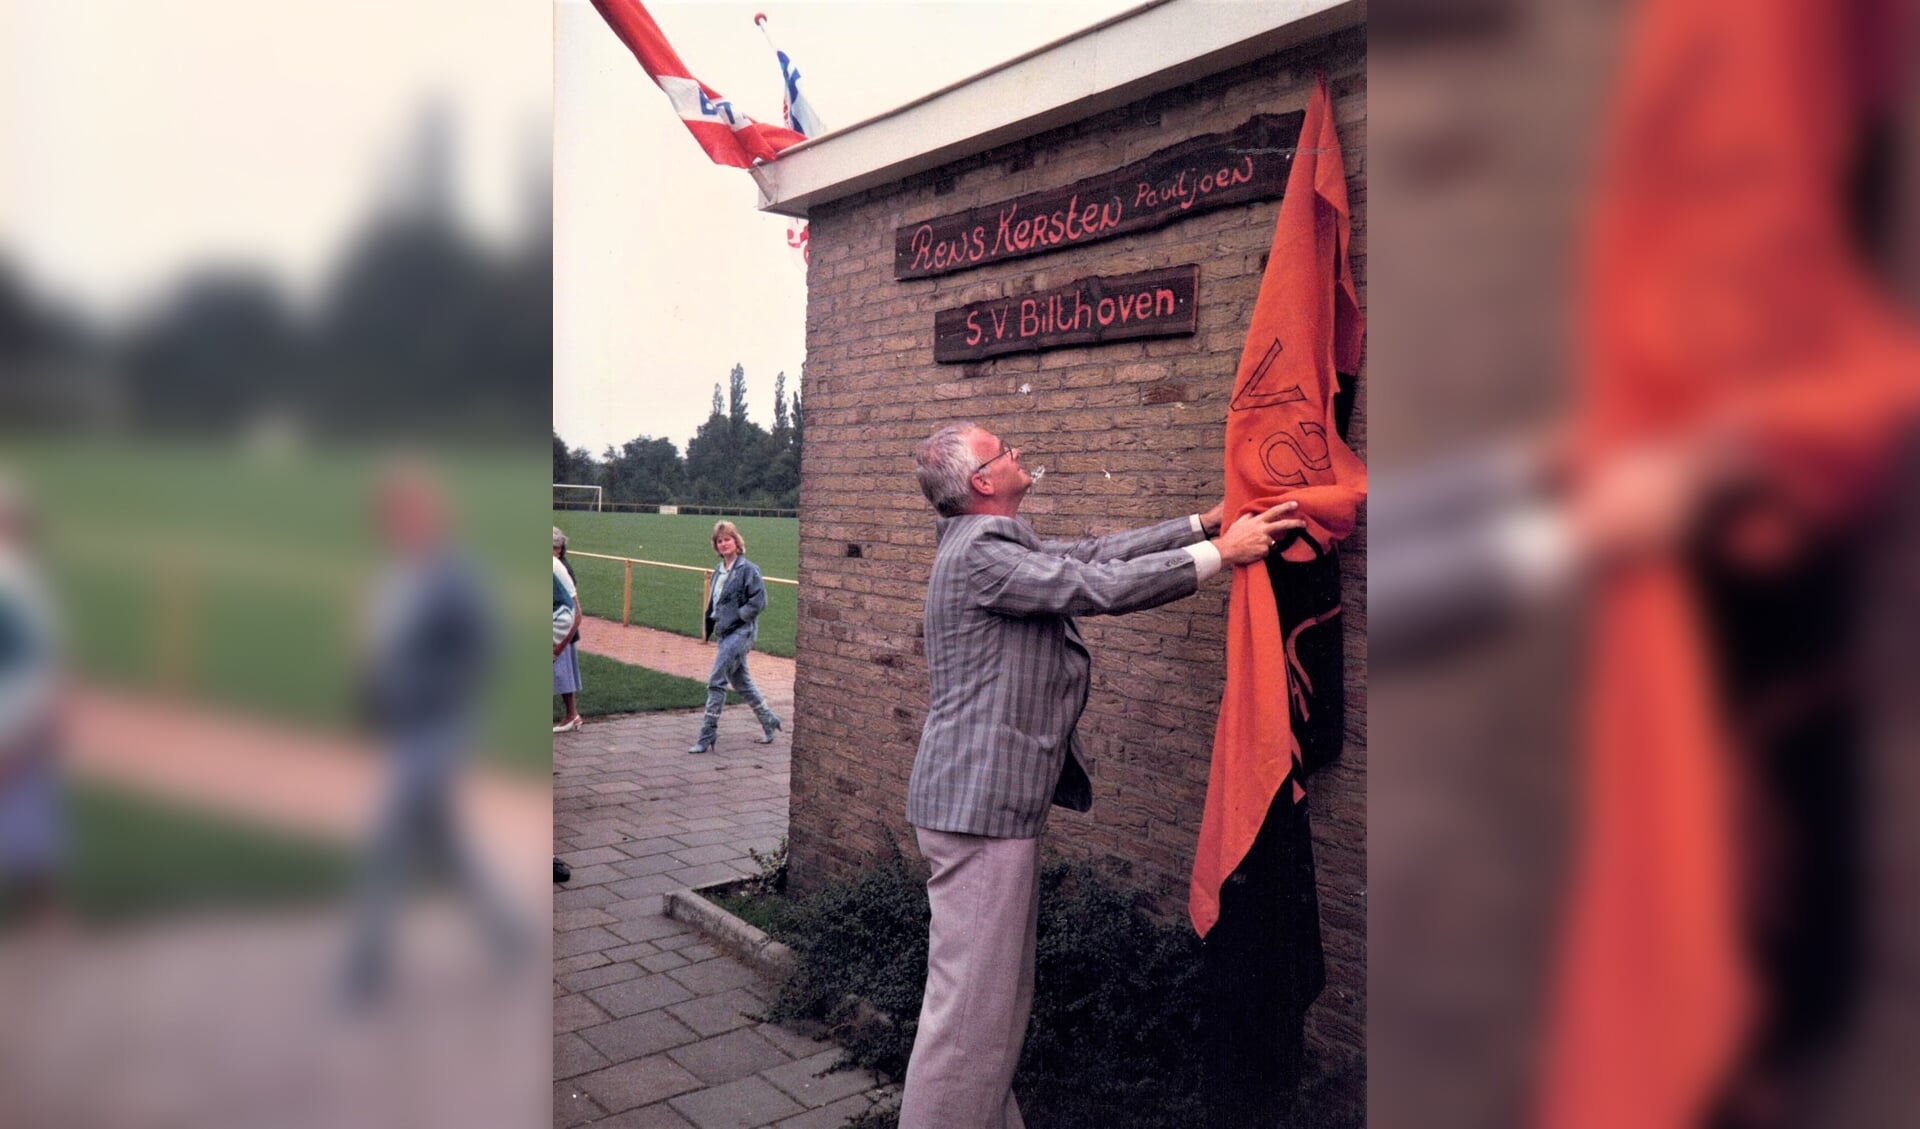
[556,619,890,1128]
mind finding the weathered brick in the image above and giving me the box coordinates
[792,32,1366,1068]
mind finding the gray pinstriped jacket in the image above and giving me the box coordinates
[906,512,1203,839]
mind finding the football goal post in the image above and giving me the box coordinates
[553,483,603,512]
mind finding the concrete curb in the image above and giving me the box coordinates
[662,881,796,981]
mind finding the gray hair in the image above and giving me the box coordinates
[916,423,980,517]
[551,526,568,549]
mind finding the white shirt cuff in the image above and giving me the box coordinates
[1492,504,1576,599]
[1189,514,1205,535]
[1183,540,1222,582]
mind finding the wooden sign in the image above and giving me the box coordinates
[896,112,1304,280]
[933,265,1198,363]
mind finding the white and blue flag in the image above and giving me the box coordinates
[754,12,824,267]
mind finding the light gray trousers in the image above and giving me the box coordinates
[898,828,1040,1129]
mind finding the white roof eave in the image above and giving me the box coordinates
[753,0,1365,219]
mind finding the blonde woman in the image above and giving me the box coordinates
[687,521,782,753]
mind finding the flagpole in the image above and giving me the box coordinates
[751,9,815,271]
[748,11,782,207]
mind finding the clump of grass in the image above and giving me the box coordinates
[702,837,788,935]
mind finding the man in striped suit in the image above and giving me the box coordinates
[899,422,1300,1129]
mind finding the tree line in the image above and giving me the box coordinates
[0,106,550,442]
[553,363,802,510]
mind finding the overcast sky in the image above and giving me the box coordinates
[0,0,550,323]
[1,0,1145,457]
[553,0,1142,458]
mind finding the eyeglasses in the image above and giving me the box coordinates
[972,445,1016,477]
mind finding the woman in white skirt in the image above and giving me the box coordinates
[552,528,584,733]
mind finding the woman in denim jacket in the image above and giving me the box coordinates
[688,521,783,753]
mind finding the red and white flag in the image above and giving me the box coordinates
[589,0,805,169]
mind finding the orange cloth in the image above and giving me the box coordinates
[1190,76,1365,939]
[1539,1,1920,1126]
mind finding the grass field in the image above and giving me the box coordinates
[552,512,799,657]
[60,781,357,924]
[5,438,552,774]
[556,651,733,720]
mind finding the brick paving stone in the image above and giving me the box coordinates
[574,1055,705,1115]
[559,960,646,993]
[663,1027,792,1085]
[587,973,697,1018]
[616,837,687,860]
[554,952,612,976]
[664,987,767,1037]
[668,1075,805,1129]
[554,925,625,959]
[774,1093,891,1129]
[573,816,634,835]
[669,828,742,848]
[667,957,763,996]
[555,1032,613,1080]
[590,780,645,794]
[762,1049,883,1109]
[569,827,633,849]
[670,843,748,867]
[555,1080,607,1127]
[669,861,751,888]
[554,885,621,910]
[562,845,636,868]
[613,852,688,878]
[739,834,788,857]
[579,1010,704,1063]
[640,949,692,972]
[555,992,613,1034]
[604,940,671,964]
[558,622,803,1129]
[554,907,619,931]
[609,873,688,901]
[561,862,628,887]
[590,1105,698,1129]
[608,914,688,944]
[751,1022,832,1059]
[674,816,738,833]
[607,896,683,921]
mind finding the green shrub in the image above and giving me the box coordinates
[1020,861,1208,1129]
[766,846,1372,1129]
[742,836,789,899]
[765,842,930,1077]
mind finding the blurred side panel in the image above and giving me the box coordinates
[1372,1,1920,1127]
[1369,3,1621,1126]
[0,2,553,1127]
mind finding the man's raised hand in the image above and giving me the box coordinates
[1213,501,1305,566]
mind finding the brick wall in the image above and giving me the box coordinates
[788,28,1367,1060]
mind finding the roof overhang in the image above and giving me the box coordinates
[751,0,1366,218]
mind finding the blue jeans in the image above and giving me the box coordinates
[697,628,778,745]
